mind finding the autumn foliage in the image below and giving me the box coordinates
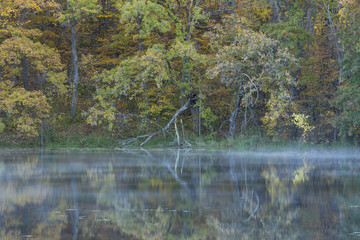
[0,0,359,145]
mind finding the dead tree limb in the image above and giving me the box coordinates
[218,119,230,141]
[119,93,197,147]
[228,73,259,138]
[180,119,192,147]
[117,113,175,143]
[118,121,174,147]
[229,84,244,138]
[174,119,180,146]
[140,94,198,147]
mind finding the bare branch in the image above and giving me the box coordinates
[119,94,198,147]
[140,95,197,146]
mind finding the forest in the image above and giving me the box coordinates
[0,0,359,147]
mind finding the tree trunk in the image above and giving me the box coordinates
[20,8,27,27]
[324,4,344,86]
[229,84,244,138]
[180,56,189,106]
[21,57,29,91]
[136,13,144,52]
[324,4,343,141]
[101,0,109,30]
[137,13,149,132]
[40,118,44,147]
[270,0,281,23]
[181,55,200,132]
[70,24,79,118]
[190,105,199,133]
[9,8,28,88]
[174,120,180,146]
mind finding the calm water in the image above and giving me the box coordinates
[0,149,360,239]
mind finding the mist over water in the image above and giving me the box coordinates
[0,148,360,239]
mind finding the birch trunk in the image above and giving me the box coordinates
[70,24,79,118]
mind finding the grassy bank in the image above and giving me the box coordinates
[0,133,116,149]
[1,130,357,150]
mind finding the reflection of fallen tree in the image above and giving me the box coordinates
[142,148,189,188]
[165,150,188,187]
[120,93,198,147]
[143,148,195,200]
[133,149,194,237]
[229,155,259,222]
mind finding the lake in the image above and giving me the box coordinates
[0,148,360,239]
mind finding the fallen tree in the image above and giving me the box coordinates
[120,93,198,147]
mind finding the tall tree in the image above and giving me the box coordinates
[58,0,100,118]
[87,0,206,133]
[333,0,360,140]
[207,16,297,139]
[0,0,66,138]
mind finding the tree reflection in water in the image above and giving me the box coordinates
[229,154,259,223]
[0,149,359,239]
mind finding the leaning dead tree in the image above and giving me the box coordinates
[120,93,198,147]
[229,73,258,138]
[219,73,259,140]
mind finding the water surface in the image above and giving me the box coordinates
[1,149,360,239]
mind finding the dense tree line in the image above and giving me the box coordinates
[0,0,359,145]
